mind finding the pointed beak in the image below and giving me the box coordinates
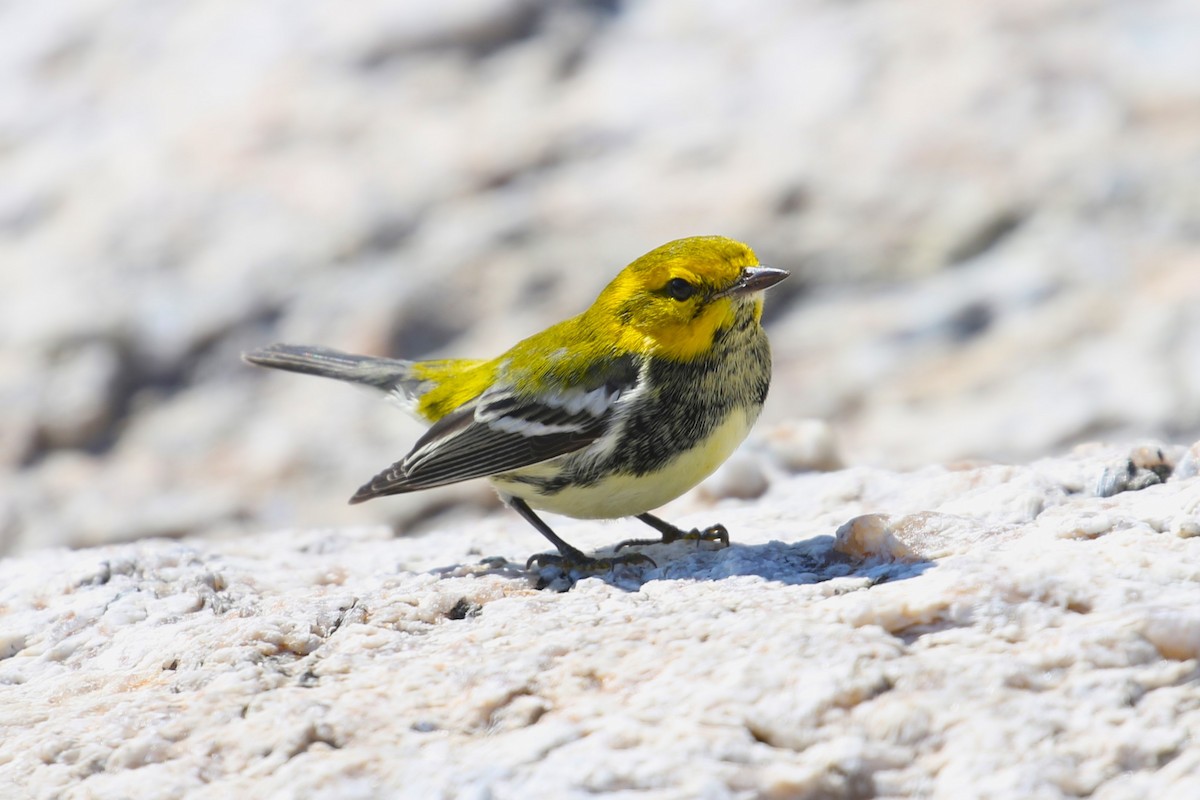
[715,266,790,298]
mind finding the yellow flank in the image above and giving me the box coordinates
[412,359,494,422]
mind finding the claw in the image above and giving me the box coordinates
[696,524,730,547]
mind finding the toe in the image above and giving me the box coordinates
[614,536,661,552]
[527,551,655,573]
[614,552,656,568]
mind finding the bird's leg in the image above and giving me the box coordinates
[508,498,656,571]
[613,512,730,552]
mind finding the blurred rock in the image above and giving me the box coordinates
[760,419,842,473]
[36,340,125,452]
[696,452,769,503]
[2,0,1200,554]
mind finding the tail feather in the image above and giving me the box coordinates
[243,344,417,395]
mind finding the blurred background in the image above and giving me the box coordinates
[3,0,1199,556]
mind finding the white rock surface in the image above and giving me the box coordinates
[3,444,1199,798]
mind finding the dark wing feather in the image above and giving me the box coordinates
[349,356,640,503]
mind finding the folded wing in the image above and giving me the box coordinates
[349,356,639,502]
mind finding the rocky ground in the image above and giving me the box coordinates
[2,443,1199,798]
[3,0,1200,796]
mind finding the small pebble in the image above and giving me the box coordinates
[1095,444,1176,497]
[1171,441,1200,482]
[1173,518,1200,539]
[834,514,916,561]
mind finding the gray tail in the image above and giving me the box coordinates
[243,344,414,394]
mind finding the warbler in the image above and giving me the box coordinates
[244,236,788,571]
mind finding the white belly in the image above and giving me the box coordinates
[491,407,755,519]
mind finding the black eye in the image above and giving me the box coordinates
[665,277,696,301]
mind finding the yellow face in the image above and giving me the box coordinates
[593,236,766,361]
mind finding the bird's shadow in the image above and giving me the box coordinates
[433,535,936,592]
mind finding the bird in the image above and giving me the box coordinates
[244,235,789,572]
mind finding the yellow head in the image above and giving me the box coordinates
[591,236,789,361]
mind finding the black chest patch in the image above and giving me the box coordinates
[508,307,772,494]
